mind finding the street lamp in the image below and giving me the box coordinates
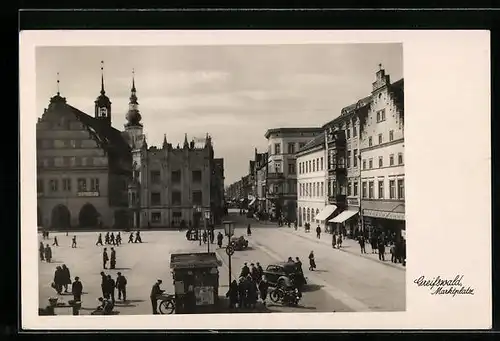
[222,220,235,287]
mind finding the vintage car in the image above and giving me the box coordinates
[262,262,307,290]
[230,236,249,251]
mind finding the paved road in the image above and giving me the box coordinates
[38,228,349,315]
[225,212,406,312]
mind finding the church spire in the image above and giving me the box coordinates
[132,68,136,92]
[162,134,168,149]
[100,60,105,95]
[125,68,142,128]
[183,133,189,149]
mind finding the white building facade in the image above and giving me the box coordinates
[296,134,331,229]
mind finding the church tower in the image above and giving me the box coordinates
[94,61,112,125]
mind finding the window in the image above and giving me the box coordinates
[288,163,295,174]
[151,192,161,206]
[362,159,366,170]
[390,154,395,166]
[172,191,181,205]
[346,122,351,139]
[389,180,396,199]
[304,162,308,173]
[312,160,316,172]
[192,190,203,205]
[368,181,374,199]
[62,178,71,192]
[378,134,383,144]
[37,179,44,193]
[299,142,306,149]
[398,153,404,165]
[90,178,100,192]
[299,184,302,197]
[152,212,161,223]
[353,181,358,196]
[300,162,303,174]
[320,182,324,197]
[171,170,181,183]
[379,156,383,168]
[368,137,372,147]
[377,109,386,122]
[347,151,351,168]
[389,130,394,142]
[348,182,352,196]
[274,143,281,154]
[398,179,405,199]
[308,160,312,172]
[320,157,323,170]
[49,179,58,192]
[288,143,295,154]
[151,170,161,184]
[353,125,357,137]
[316,158,320,171]
[378,180,384,199]
[369,158,373,169]
[376,111,381,122]
[192,170,202,183]
[362,182,367,198]
[77,178,86,192]
[382,109,386,121]
[313,183,316,197]
[353,150,358,167]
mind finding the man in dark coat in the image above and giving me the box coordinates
[96,233,103,246]
[134,231,142,243]
[258,278,269,306]
[116,272,127,301]
[359,235,366,254]
[150,279,164,314]
[217,232,223,248]
[71,235,77,248]
[107,275,116,303]
[226,280,239,309]
[110,232,116,246]
[247,224,252,236]
[53,236,59,246]
[72,276,83,302]
[53,266,63,294]
[116,232,122,246]
[316,225,321,239]
[103,248,109,269]
[100,272,108,299]
[44,244,52,263]
[240,263,250,278]
[105,232,110,245]
[256,262,264,279]
[61,264,71,293]
[110,248,116,269]
[378,237,386,261]
[250,263,260,282]
[39,242,45,261]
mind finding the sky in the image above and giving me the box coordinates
[36,44,403,185]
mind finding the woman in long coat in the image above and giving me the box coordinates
[61,264,71,293]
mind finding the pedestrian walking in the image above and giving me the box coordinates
[44,244,52,263]
[316,225,321,239]
[247,224,252,236]
[110,248,116,269]
[107,275,116,303]
[116,232,122,246]
[71,276,83,302]
[240,263,250,278]
[332,233,337,248]
[103,248,109,269]
[116,272,127,301]
[337,234,343,248]
[217,232,223,248]
[61,264,71,293]
[52,236,59,246]
[105,232,110,245]
[71,235,77,248]
[295,257,303,273]
[128,232,134,243]
[53,266,64,294]
[308,251,316,271]
[390,242,397,263]
[150,279,164,314]
[209,229,215,244]
[110,232,116,246]
[96,233,103,246]
[134,231,142,243]
[202,231,207,244]
[39,242,45,261]
[256,262,264,279]
[370,235,378,254]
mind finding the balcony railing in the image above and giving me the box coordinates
[77,191,100,197]
[267,172,285,180]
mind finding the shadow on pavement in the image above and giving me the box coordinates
[110,267,131,270]
[312,269,328,273]
[302,284,324,292]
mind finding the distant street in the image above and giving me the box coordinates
[38,210,404,315]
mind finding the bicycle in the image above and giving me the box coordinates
[158,294,175,314]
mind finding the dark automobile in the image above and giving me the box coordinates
[262,262,307,290]
[230,236,249,251]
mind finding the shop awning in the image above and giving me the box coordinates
[314,205,337,221]
[249,198,256,206]
[329,209,358,223]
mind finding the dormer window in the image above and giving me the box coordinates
[99,107,108,117]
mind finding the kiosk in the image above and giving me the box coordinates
[170,252,220,314]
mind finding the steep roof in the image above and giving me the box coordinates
[322,95,371,129]
[297,133,325,155]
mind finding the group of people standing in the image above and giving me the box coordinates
[39,242,53,262]
[52,264,72,294]
[102,247,117,269]
[357,232,406,265]
[100,271,128,303]
[226,262,268,309]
